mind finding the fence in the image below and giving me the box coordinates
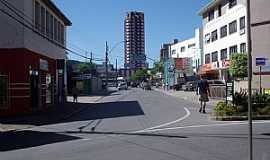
[0,75,9,108]
[209,85,226,99]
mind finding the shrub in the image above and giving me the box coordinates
[213,101,237,116]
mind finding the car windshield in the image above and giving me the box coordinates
[1,0,269,160]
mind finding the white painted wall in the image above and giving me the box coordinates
[170,28,203,74]
[203,3,247,63]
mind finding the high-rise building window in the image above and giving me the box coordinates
[35,1,40,31]
[208,10,215,21]
[240,43,246,53]
[220,25,227,38]
[240,16,245,30]
[211,30,218,42]
[229,45,238,57]
[229,0,237,9]
[211,51,218,62]
[229,20,237,34]
[205,54,211,64]
[221,49,227,60]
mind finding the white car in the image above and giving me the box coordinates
[117,82,128,90]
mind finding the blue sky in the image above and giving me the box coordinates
[53,0,210,67]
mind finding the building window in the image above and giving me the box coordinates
[46,10,50,37]
[188,43,196,48]
[229,45,238,57]
[208,10,215,21]
[49,14,54,39]
[229,20,237,34]
[220,25,227,38]
[240,43,246,53]
[171,50,176,55]
[240,16,246,35]
[54,18,57,41]
[218,5,222,17]
[181,47,185,52]
[40,6,45,34]
[211,51,218,62]
[211,30,218,42]
[205,54,211,64]
[57,21,61,43]
[35,1,40,31]
[229,0,237,9]
[205,33,210,44]
[220,48,228,60]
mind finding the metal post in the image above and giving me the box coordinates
[246,0,253,160]
[259,66,262,95]
[105,42,108,89]
[115,58,118,87]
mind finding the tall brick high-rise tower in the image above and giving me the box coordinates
[124,11,146,69]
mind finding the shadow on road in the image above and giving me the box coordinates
[63,130,188,139]
[0,101,144,126]
[0,130,80,151]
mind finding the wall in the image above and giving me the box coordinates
[0,0,24,48]
[251,0,270,89]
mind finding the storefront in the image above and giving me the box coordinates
[0,48,65,116]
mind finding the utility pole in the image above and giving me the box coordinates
[115,58,118,87]
[246,0,253,160]
[105,41,109,89]
[90,52,93,65]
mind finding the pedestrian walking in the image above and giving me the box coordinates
[72,86,79,103]
[197,75,210,113]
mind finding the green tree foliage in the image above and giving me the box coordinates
[151,62,164,75]
[76,63,95,73]
[129,69,149,82]
[229,53,248,78]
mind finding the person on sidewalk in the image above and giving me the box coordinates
[197,75,210,113]
[72,86,79,103]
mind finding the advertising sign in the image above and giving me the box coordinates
[226,82,234,103]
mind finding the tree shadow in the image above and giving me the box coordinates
[0,101,144,126]
[0,130,81,151]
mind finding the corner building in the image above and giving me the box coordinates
[0,0,71,116]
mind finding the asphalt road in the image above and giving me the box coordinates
[1,88,270,160]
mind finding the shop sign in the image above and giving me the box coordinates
[40,59,48,71]
[265,89,270,95]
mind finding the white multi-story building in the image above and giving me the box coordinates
[198,0,247,80]
[170,28,203,76]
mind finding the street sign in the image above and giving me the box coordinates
[256,57,267,66]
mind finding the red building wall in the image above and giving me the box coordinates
[0,48,56,116]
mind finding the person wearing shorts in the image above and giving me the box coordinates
[197,75,210,113]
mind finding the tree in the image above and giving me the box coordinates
[151,62,164,75]
[129,69,150,82]
[76,63,95,74]
[229,53,248,78]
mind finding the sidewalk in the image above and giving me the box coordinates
[0,95,105,132]
[154,88,220,107]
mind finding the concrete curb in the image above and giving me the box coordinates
[211,115,270,121]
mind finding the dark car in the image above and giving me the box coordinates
[183,81,197,91]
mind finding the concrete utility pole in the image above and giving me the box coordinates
[246,0,253,160]
[115,58,118,86]
[105,41,109,89]
[90,52,93,65]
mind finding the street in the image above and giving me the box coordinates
[0,88,270,160]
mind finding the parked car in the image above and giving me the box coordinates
[182,81,197,91]
[118,82,128,90]
[144,82,152,90]
[131,82,139,88]
[207,80,225,86]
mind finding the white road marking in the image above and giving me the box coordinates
[134,107,191,133]
[137,120,270,133]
